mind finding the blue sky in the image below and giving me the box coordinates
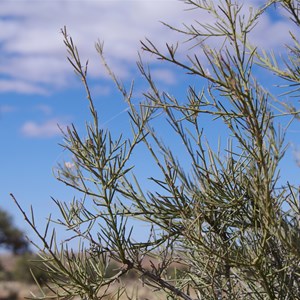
[1,0,300,248]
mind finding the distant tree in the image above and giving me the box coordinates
[0,209,29,254]
[11,0,300,299]
[13,253,50,284]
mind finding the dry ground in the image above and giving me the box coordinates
[0,281,39,300]
[0,280,167,300]
[0,254,168,300]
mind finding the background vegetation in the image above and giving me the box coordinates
[0,208,28,254]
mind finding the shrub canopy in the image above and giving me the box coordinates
[12,0,300,299]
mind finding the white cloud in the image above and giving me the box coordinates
[0,104,16,113]
[21,119,65,138]
[0,79,48,95]
[35,104,53,115]
[90,84,111,97]
[249,13,297,50]
[151,68,177,85]
[0,0,188,95]
[0,1,297,95]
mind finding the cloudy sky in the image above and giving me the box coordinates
[1,0,299,248]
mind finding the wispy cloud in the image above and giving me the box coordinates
[21,119,66,138]
[0,1,187,95]
[0,79,48,95]
[34,104,53,115]
[0,1,296,95]
[0,104,16,113]
[151,68,177,85]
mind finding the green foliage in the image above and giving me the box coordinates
[11,0,300,299]
[0,209,29,254]
[13,253,50,284]
[0,260,9,281]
